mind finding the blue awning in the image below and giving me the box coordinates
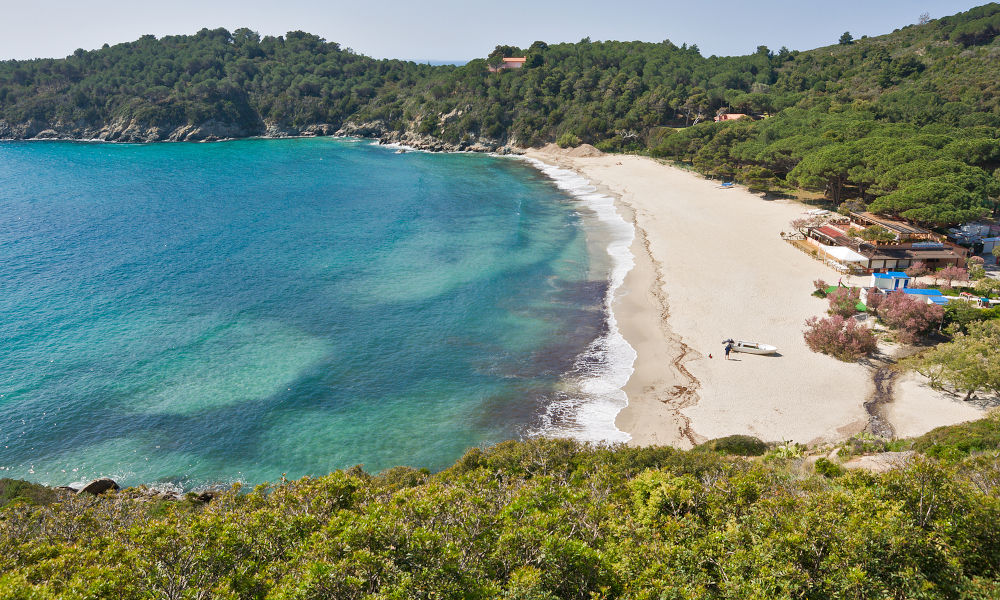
[902,288,944,296]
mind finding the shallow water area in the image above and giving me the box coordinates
[0,138,629,488]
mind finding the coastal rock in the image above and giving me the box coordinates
[301,123,337,136]
[336,120,389,138]
[0,114,521,156]
[264,123,300,137]
[33,129,61,139]
[0,119,43,139]
[842,450,915,473]
[77,478,120,495]
[166,120,254,142]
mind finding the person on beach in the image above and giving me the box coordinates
[724,341,733,360]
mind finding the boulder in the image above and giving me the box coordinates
[77,478,120,495]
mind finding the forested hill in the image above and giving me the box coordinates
[2,4,1000,224]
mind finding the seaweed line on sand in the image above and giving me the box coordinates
[635,214,702,446]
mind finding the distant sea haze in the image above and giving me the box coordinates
[0,137,628,489]
[419,59,469,66]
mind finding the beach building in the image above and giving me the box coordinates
[714,113,749,122]
[488,57,527,72]
[804,212,967,273]
[848,212,938,242]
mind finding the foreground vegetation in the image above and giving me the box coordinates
[4,419,1000,598]
[2,5,1000,224]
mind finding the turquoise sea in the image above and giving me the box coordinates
[0,138,632,490]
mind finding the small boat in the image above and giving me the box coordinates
[733,340,778,355]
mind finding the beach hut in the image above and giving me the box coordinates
[870,272,910,291]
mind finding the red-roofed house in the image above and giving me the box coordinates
[489,57,527,72]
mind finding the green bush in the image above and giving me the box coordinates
[0,478,59,507]
[912,410,1000,460]
[814,457,845,478]
[556,132,581,148]
[694,434,768,456]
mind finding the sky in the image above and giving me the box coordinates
[0,0,987,62]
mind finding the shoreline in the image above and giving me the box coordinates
[519,157,635,444]
[525,147,875,447]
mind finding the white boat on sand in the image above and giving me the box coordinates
[723,339,778,355]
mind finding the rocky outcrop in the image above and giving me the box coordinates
[264,123,340,138]
[78,478,120,495]
[335,120,389,138]
[0,115,523,155]
[842,450,916,473]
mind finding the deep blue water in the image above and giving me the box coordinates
[0,138,611,489]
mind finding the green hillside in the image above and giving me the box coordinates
[4,419,1000,598]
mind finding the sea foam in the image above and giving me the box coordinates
[521,158,636,444]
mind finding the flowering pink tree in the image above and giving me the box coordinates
[803,315,877,361]
[813,279,829,293]
[936,265,968,288]
[865,291,884,315]
[905,261,928,278]
[827,287,860,317]
[878,290,944,343]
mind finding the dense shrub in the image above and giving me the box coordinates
[694,435,768,456]
[878,290,945,343]
[911,410,1000,459]
[814,457,845,478]
[0,478,59,507]
[1,436,1000,597]
[556,132,581,148]
[803,315,878,361]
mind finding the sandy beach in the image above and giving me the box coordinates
[527,146,984,447]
